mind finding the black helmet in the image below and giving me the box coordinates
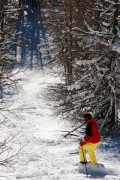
[82,112,92,121]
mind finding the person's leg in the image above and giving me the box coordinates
[78,142,100,163]
[87,142,100,164]
[78,145,87,162]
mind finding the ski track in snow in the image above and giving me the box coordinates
[0,68,120,180]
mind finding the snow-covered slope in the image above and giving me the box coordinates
[0,68,120,180]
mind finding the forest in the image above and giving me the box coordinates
[1,0,120,135]
[0,0,120,162]
[0,1,120,179]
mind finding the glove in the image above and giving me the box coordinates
[79,141,86,146]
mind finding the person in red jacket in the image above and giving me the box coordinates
[78,112,101,164]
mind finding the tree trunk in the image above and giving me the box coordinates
[112,0,118,43]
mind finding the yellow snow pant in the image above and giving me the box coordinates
[78,142,100,164]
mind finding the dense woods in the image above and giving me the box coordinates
[40,0,120,136]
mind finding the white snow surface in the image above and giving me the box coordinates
[0,68,120,180]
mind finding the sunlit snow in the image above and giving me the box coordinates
[0,68,120,180]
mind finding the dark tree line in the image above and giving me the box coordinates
[19,0,41,9]
[0,0,42,104]
[0,0,21,107]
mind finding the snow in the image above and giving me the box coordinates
[24,11,28,16]
[76,56,103,66]
[100,4,113,18]
[1,1,120,179]
[111,42,120,53]
[0,67,120,180]
[78,163,107,177]
[67,80,81,91]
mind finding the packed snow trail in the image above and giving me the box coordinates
[0,68,120,180]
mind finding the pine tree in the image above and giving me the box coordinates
[0,0,20,105]
[65,0,120,135]
[40,0,120,135]
[41,0,84,84]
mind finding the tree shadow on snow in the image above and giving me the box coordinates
[12,0,51,69]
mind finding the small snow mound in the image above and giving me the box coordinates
[78,162,107,177]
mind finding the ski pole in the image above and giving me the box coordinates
[81,141,88,177]
[64,122,85,138]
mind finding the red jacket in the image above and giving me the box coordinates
[84,118,100,143]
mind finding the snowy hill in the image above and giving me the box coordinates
[0,68,120,180]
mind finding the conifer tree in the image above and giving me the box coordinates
[0,0,20,105]
[65,0,120,135]
[41,0,120,135]
[41,0,83,84]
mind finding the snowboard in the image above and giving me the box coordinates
[78,162,108,176]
